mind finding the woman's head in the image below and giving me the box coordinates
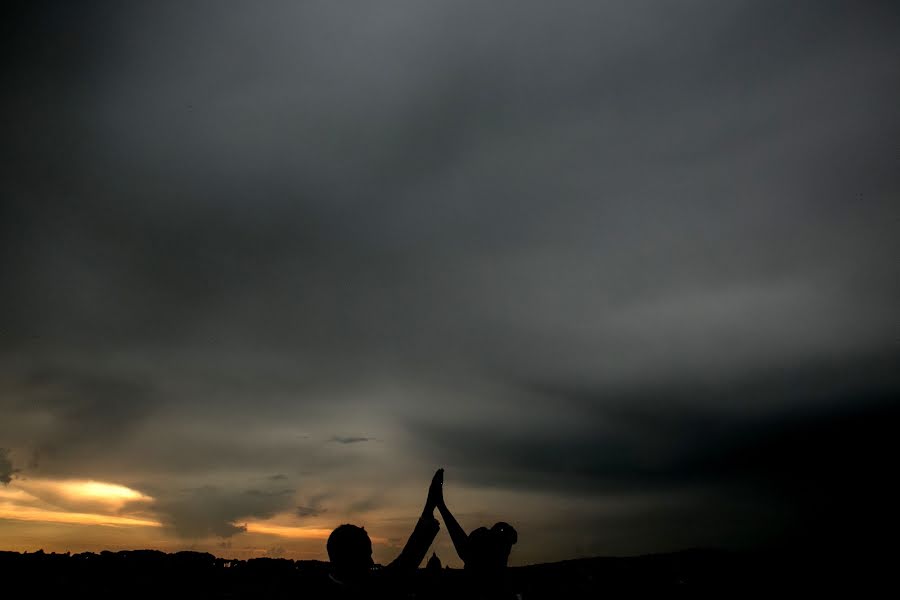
[466,522,517,572]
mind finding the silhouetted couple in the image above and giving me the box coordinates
[325,468,518,599]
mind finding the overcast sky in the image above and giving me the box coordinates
[2,1,899,565]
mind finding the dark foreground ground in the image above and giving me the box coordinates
[0,547,884,598]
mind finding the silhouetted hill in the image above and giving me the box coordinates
[0,547,877,598]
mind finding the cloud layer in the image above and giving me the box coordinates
[2,0,899,562]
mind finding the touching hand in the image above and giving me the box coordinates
[427,468,444,510]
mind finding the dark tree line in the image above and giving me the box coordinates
[0,547,869,599]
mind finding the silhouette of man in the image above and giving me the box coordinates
[325,470,443,597]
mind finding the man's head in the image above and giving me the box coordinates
[327,524,374,582]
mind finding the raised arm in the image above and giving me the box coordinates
[387,469,442,571]
[434,469,471,565]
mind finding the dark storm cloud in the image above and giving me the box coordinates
[415,369,900,494]
[153,485,295,538]
[2,0,899,557]
[0,365,157,476]
[4,1,898,370]
[295,495,328,519]
[295,507,322,518]
[0,449,18,485]
[409,350,900,546]
[0,358,377,494]
[346,496,386,515]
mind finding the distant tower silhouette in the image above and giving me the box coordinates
[426,552,442,571]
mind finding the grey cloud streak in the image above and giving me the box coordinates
[0,449,17,485]
[2,0,899,558]
[330,436,373,445]
[152,485,296,538]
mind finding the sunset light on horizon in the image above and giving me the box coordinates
[0,474,396,559]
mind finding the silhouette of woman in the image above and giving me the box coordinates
[432,469,519,599]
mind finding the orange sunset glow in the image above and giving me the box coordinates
[0,476,376,559]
